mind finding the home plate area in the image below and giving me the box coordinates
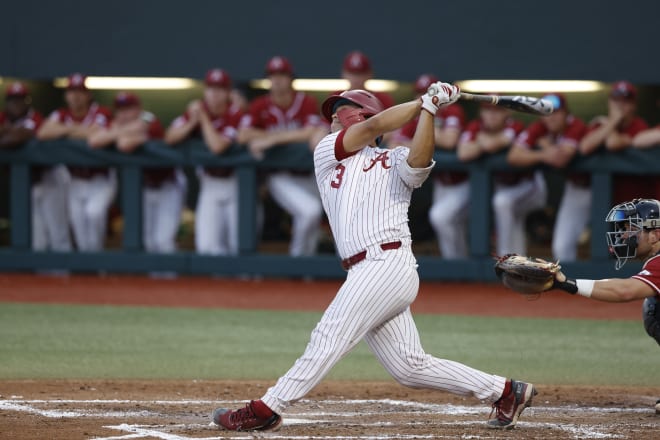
[0,381,658,439]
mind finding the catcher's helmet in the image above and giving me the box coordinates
[321,89,384,123]
[605,198,660,269]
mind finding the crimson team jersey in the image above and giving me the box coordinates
[397,103,465,141]
[632,254,660,298]
[135,112,175,188]
[47,102,112,128]
[169,102,243,141]
[0,108,44,132]
[462,118,526,186]
[239,92,322,132]
[515,115,586,149]
[585,115,648,138]
[587,116,654,203]
[48,102,113,178]
[461,117,525,143]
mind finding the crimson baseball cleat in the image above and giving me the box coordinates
[487,380,537,429]
[211,399,282,431]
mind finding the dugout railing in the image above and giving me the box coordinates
[1,139,658,280]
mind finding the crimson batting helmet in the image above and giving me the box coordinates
[321,89,384,124]
[605,198,660,269]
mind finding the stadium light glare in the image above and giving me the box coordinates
[456,80,605,94]
[53,76,197,90]
[250,78,399,92]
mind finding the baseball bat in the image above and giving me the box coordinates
[459,92,554,115]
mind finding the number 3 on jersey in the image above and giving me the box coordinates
[331,164,346,188]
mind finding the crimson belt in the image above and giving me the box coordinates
[341,241,402,271]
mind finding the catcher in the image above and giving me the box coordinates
[496,198,660,414]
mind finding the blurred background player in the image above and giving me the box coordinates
[0,82,71,253]
[326,51,397,147]
[339,50,395,109]
[165,68,243,256]
[391,74,466,257]
[492,108,550,256]
[580,81,650,204]
[456,96,525,258]
[237,56,323,257]
[37,73,114,252]
[508,93,588,261]
[89,92,184,254]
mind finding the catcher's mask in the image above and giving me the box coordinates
[605,198,660,269]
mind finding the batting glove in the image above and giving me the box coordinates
[421,82,460,115]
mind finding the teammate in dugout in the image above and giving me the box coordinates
[508,93,589,262]
[551,198,660,413]
[211,83,537,431]
[37,73,115,252]
[0,82,69,254]
[165,68,243,256]
[237,56,324,257]
[88,92,185,255]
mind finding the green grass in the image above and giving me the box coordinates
[0,302,658,386]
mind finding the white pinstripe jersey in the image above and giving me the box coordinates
[314,130,434,259]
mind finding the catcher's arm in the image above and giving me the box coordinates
[552,271,655,302]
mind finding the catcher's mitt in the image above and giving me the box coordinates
[494,254,560,295]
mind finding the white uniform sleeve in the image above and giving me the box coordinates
[313,131,341,179]
[394,147,435,188]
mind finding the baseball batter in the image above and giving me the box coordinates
[212,84,537,431]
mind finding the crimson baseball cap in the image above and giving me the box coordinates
[5,81,29,98]
[343,51,371,74]
[610,80,637,100]
[265,56,294,76]
[113,92,141,108]
[541,93,568,111]
[66,73,88,91]
[205,68,232,88]
[414,74,439,94]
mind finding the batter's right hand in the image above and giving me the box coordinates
[420,81,460,115]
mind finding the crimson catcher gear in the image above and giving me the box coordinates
[606,198,660,269]
[321,89,384,125]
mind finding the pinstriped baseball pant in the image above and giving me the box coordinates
[261,246,506,413]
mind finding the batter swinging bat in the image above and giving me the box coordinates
[459,92,554,115]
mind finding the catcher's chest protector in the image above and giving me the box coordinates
[643,296,660,347]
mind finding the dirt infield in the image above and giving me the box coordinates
[0,274,658,439]
[1,380,659,439]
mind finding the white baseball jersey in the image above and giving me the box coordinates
[260,129,507,414]
[314,130,431,259]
